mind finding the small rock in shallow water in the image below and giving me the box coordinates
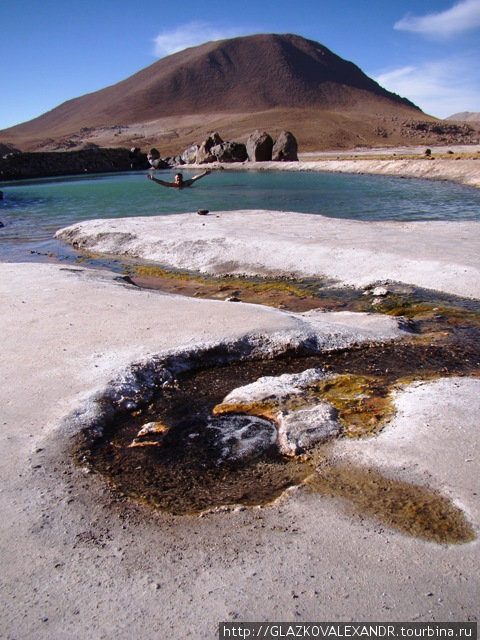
[277,403,339,456]
[129,421,170,448]
[206,414,277,463]
[217,368,326,409]
[371,286,389,297]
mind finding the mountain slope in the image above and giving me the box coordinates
[1,33,425,152]
[446,112,480,122]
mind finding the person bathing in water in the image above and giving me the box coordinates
[147,170,211,189]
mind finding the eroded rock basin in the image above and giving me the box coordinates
[74,284,480,543]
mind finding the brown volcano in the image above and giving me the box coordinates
[1,33,439,154]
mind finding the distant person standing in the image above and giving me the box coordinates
[147,170,211,189]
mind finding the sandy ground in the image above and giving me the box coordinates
[57,211,480,299]
[299,144,480,158]
[0,261,479,639]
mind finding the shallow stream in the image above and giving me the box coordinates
[75,272,480,543]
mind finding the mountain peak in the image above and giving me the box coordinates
[1,33,423,152]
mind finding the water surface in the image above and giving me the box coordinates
[1,169,479,261]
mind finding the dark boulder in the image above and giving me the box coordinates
[211,141,247,163]
[129,147,150,170]
[147,148,168,169]
[246,130,273,162]
[272,131,298,161]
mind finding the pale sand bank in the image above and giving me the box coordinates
[57,210,480,299]
[0,262,479,637]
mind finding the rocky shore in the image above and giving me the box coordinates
[0,146,149,180]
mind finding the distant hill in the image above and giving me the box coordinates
[446,112,480,122]
[0,33,450,154]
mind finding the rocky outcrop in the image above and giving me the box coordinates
[0,143,20,156]
[195,132,224,164]
[276,404,338,456]
[181,145,199,164]
[211,141,247,163]
[212,369,341,458]
[178,130,297,164]
[162,155,184,168]
[147,148,169,170]
[272,131,298,161]
[180,134,247,164]
[400,120,478,144]
[246,130,273,162]
[0,147,150,181]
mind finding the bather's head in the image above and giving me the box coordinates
[174,173,184,186]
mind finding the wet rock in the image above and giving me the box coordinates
[212,369,341,457]
[277,403,339,456]
[246,130,273,162]
[206,414,277,463]
[215,368,327,412]
[372,286,389,297]
[129,421,170,448]
[272,131,298,161]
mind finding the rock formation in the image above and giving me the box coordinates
[147,148,169,170]
[272,131,298,161]
[211,141,247,163]
[246,130,274,162]
[181,145,199,164]
[195,132,224,164]
[0,147,150,181]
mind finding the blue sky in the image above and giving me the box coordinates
[1,0,479,130]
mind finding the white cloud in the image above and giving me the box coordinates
[153,22,252,57]
[374,56,480,118]
[394,0,480,38]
